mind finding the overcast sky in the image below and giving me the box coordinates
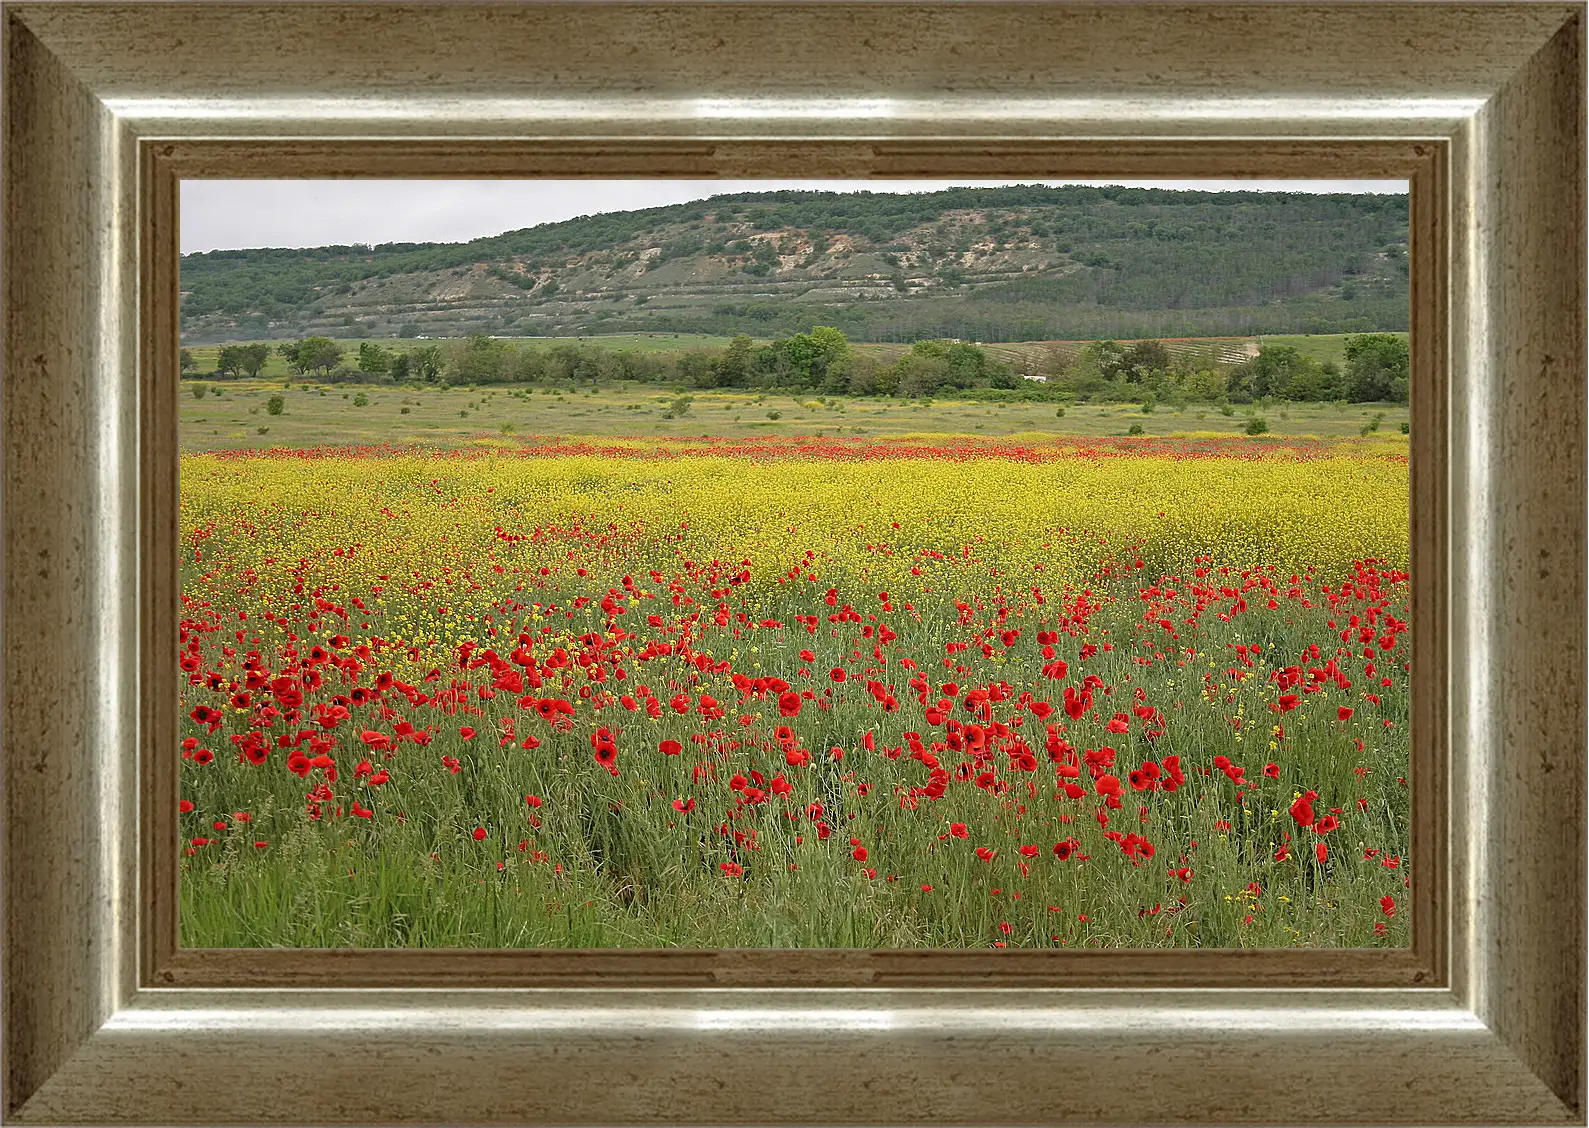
[180,179,1408,254]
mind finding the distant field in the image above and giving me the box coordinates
[179,378,1410,453]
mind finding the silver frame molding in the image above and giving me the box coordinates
[3,3,1584,1124]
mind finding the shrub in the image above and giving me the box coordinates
[1245,415,1269,436]
[767,410,782,420]
[1055,406,1066,418]
[1400,420,1410,434]
[400,406,411,414]
[353,392,369,407]
[1220,403,1235,417]
[1141,394,1156,414]
[255,426,269,435]
[191,383,208,400]
[266,395,285,416]
[1127,422,1145,436]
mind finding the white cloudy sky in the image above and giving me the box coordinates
[180,179,1407,254]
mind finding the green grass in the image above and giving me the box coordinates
[179,378,1409,453]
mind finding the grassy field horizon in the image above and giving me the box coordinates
[181,377,1409,453]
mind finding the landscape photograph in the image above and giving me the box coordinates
[176,179,1412,949]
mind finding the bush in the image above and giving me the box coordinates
[400,406,411,415]
[1219,403,1235,417]
[1400,420,1410,434]
[1245,415,1269,436]
[1141,394,1156,414]
[1055,406,1066,418]
[265,395,285,416]
[1127,422,1145,436]
[353,392,369,407]
[767,410,782,420]
[255,426,269,435]
[191,383,208,400]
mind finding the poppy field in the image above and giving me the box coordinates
[179,434,1411,948]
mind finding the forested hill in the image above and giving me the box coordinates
[180,185,1409,344]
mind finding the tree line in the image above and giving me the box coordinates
[182,327,1410,406]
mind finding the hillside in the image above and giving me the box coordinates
[180,185,1409,345]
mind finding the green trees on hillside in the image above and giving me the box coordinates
[178,186,1409,343]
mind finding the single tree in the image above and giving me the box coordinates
[239,342,271,378]
[357,341,393,377]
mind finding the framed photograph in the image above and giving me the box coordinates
[4,2,1582,1123]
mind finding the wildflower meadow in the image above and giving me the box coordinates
[179,433,1411,948]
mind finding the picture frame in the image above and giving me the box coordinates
[3,2,1582,1123]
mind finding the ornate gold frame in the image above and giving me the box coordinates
[4,3,1583,1123]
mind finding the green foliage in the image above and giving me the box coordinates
[353,392,369,407]
[280,337,343,377]
[357,341,393,376]
[1343,333,1410,403]
[265,395,285,416]
[214,342,272,379]
[1127,422,1145,435]
[191,383,208,400]
[1245,415,1270,435]
[409,344,443,383]
[180,347,196,375]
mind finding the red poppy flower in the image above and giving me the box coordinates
[459,726,476,739]
[777,691,802,718]
[179,799,194,813]
[1337,706,1355,721]
[975,847,998,862]
[851,847,868,862]
[1289,791,1318,828]
[1263,762,1281,778]
[1380,895,1396,918]
[659,739,683,757]
[1315,841,1329,863]
[472,827,488,841]
[949,822,970,839]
